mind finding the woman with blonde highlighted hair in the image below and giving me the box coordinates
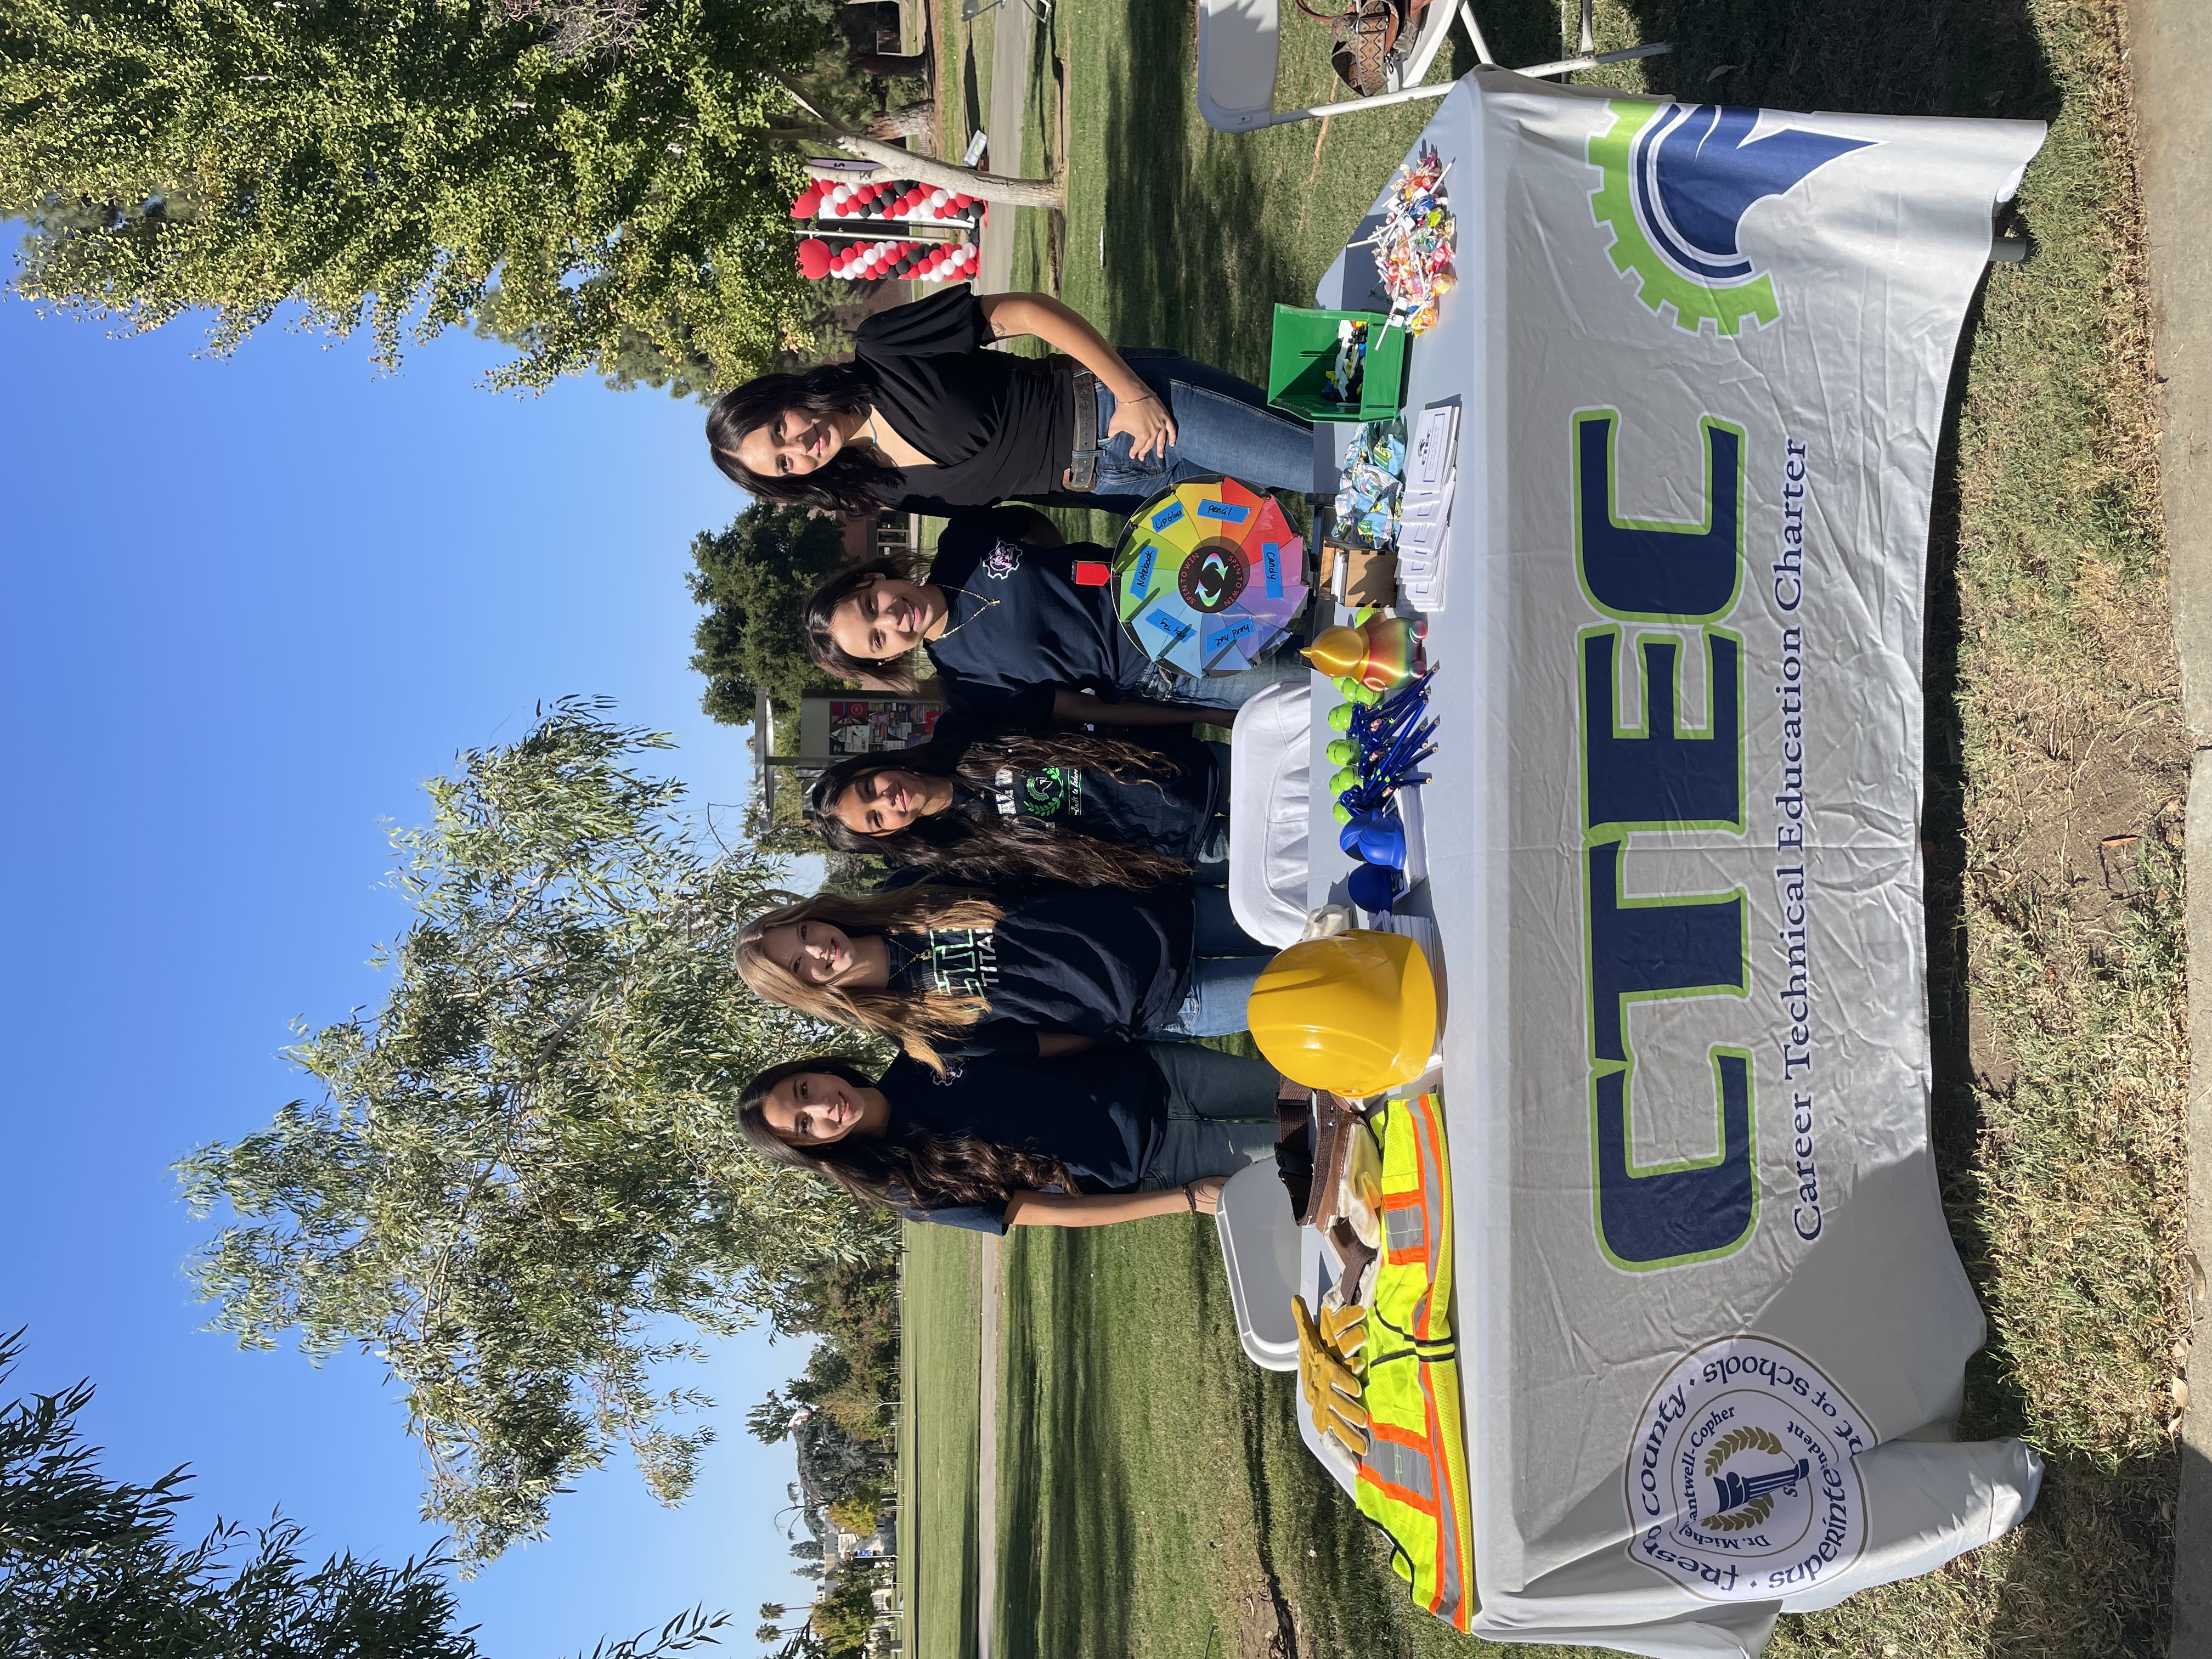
[732,878,1272,1071]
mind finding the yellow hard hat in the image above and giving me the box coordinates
[1248,930,1437,1097]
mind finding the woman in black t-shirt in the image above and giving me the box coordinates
[704,285,1317,519]
[807,726,1229,887]
[738,1043,1294,1234]
[732,881,1273,1069]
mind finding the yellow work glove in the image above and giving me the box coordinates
[1318,1300,1368,1363]
[1294,1296,1370,1457]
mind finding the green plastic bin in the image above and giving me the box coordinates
[1267,305,1409,421]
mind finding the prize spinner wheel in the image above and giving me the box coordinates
[1111,479,1308,677]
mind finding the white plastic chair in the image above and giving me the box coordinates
[1227,680,1313,949]
[1214,1161,1304,1371]
[1196,0,1671,133]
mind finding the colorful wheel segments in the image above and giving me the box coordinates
[1111,479,1307,678]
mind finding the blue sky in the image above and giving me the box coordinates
[0,279,822,1652]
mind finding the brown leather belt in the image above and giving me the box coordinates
[1056,358,1101,492]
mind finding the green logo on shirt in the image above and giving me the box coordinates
[993,766,1084,822]
[926,927,1000,997]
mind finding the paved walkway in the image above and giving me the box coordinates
[2134,0,2212,1651]
[973,1234,1001,1659]
[973,0,1036,295]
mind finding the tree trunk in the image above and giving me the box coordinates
[771,82,1063,210]
[848,50,929,78]
[865,101,935,141]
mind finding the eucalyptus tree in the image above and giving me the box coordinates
[0,0,1059,390]
[176,699,891,1567]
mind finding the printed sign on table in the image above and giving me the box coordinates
[1318,72,2050,1655]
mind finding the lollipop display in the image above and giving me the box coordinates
[1111,479,1308,678]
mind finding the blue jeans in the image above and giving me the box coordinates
[1088,352,1319,516]
[1141,653,1310,717]
[1133,1040,1282,1189]
[1158,886,1276,1038]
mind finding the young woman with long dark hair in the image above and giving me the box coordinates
[806,725,1228,888]
[704,286,1317,519]
[731,880,1273,1070]
[738,1043,1299,1233]
[798,533,1306,725]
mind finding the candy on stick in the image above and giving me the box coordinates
[1350,142,1457,335]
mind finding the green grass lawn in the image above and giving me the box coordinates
[911,0,2191,1652]
[896,1223,985,1659]
[994,1219,1556,1659]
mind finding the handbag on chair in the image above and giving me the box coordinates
[1294,0,1429,98]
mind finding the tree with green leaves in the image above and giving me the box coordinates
[0,0,827,387]
[0,0,1060,390]
[744,1255,899,1450]
[0,1329,726,1658]
[175,698,895,1569]
[806,1565,881,1658]
[688,502,851,724]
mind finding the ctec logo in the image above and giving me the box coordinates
[1589,102,1871,336]
[1576,408,1753,1272]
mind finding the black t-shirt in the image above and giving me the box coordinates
[877,1045,1170,1233]
[853,285,1076,515]
[951,731,1224,863]
[923,532,1159,728]
[888,883,1196,1056]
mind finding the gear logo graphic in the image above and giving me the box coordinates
[1589,101,1872,336]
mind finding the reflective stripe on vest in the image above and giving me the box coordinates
[1354,1092,1478,1629]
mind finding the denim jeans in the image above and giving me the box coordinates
[1133,1040,1282,1189]
[1088,352,1319,517]
[1142,653,1311,717]
[1156,886,1275,1038]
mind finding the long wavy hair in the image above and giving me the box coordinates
[808,735,1197,889]
[800,551,930,690]
[738,1054,1079,1212]
[733,885,1005,1073]
[705,364,894,515]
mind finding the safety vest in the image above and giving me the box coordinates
[1354,1091,1478,1630]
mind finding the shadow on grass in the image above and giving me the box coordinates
[1895,61,2171,1659]
[1616,0,2059,121]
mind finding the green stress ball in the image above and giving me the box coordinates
[1332,801,1353,825]
[1330,766,1361,794]
[1328,702,1355,732]
[1326,738,1358,766]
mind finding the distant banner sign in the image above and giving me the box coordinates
[799,696,942,760]
[1319,72,2049,1655]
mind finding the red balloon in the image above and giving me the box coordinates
[790,184,822,218]
[796,238,833,279]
